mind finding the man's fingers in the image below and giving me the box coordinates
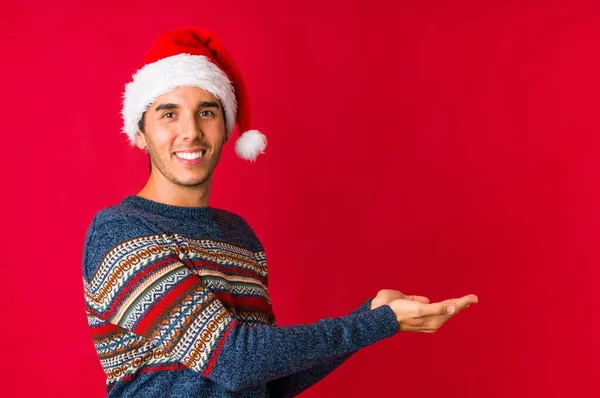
[419,302,456,317]
[418,294,478,317]
[455,294,478,309]
[407,295,430,304]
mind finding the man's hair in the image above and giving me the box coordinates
[138,112,151,173]
[138,112,146,134]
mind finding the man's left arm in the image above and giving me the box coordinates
[265,298,373,398]
[241,218,376,396]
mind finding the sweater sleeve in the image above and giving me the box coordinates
[83,213,398,392]
[266,299,373,398]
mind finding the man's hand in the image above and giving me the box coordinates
[370,289,478,333]
[370,289,431,309]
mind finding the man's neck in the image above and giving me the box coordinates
[137,176,212,208]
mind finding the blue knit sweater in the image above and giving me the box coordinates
[82,195,398,397]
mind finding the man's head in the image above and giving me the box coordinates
[135,86,228,188]
[122,28,267,165]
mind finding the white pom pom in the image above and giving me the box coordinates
[234,130,267,161]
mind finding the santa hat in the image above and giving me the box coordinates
[121,27,267,161]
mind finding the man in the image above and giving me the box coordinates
[82,27,478,397]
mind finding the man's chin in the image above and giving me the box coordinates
[173,172,212,187]
[175,178,208,187]
[167,161,215,187]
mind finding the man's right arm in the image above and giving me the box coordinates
[83,212,399,392]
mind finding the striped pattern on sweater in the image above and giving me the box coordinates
[84,229,275,390]
[82,195,399,397]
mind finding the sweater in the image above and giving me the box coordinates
[82,195,399,397]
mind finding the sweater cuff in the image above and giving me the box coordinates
[367,304,399,340]
[350,297,374,315]
[344,303,398,350]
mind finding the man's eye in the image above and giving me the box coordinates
[199,110,214,117]
[162,112,176,119]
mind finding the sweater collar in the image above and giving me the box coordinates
[121,195,213,220]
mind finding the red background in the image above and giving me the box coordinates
[0,1,598,396]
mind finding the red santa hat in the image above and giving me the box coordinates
[121,27,267,161]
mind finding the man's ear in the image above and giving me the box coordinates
[135,131,147,150]
[222,131,229,145]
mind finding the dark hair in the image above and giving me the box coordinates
[138,111,146,133]
[137,112,151,173]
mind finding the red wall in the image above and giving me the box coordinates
[1,1,598,396]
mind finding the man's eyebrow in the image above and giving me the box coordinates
[195,101,221,110]
[154,101,221,112]
[154,103,179,112]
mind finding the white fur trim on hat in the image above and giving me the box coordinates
[121,53,237,145]
[235,130,267,161]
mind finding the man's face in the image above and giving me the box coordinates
[135,86,228,189]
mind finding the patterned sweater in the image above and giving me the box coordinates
[82,195,398,397]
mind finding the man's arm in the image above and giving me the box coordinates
[83,213,399,392]
[237,218,374,397]
[266,298,373,398]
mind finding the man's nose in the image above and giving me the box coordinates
[180,114,203,140]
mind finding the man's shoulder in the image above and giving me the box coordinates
[212,207,251,227]
[82,202,155,278]
[89,198,157,234]
[209,208,264,251]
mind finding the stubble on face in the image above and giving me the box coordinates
[140,87,228,190]
[145,133,225,188]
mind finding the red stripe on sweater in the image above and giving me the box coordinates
[232,296,272,311]
[202,320,238,377]
[134,275,200,336]
[137,363,188,375]
[104,255,181,319]
[90,323,122,338]
[213,293,272,313]
[117,363,189,384]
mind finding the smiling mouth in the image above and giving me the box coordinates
[174,149,206,160]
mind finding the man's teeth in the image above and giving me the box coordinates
[175,151,204,160]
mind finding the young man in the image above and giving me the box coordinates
[82,27,478,397]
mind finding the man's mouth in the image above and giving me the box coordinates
[174,150,206,160]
